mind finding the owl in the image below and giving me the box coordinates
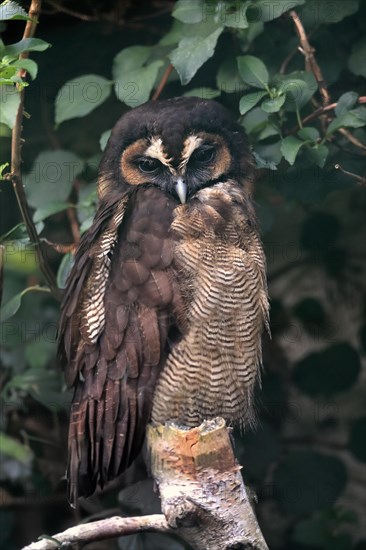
[58,97,269,505]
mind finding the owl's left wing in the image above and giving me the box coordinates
[58,188,180,505]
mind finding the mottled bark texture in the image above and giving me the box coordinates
[147,418,269,550]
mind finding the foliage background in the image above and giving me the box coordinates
[0,0,365,548]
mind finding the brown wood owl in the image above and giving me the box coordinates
[58,97,269,505]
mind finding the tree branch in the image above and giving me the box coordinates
[147,418,268,550]
[21,515,172,549]
[289,10,330,107]
[6,0,61,300]
[288,96,366,136]
[301,96,366,127]
[151,63,174,100]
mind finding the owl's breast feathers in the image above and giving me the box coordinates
[152,181,269,427]
[59,183,268,504]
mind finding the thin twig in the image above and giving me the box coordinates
[66,208,81,243]
[45,0,170,26]
[279,27,318,75]
[45,0,98,21]
[21,515,172,550]
[289,96,366,133]
[41,239,76,254]
[334,164,366,186]
[289,10,330,106]
[338,128,366,152]
[7,0,61,300]
[151,63,174,100]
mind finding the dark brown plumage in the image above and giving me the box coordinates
[58,97,269,505]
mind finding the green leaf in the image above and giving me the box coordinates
[241,106,268,134]
[239,91,267,115]
[57,252,74,289]
[159,19,185,46]
[0,0,30,21]
[172,0,204,23]
[298,127,319,141]
[112,46,164,106]
[293,343,361,396]
[327,106,366,134]
[2,38,51,57]
[0,433,32,463]
[278,79,310,110]
[115,60,164,107]
[11,58,38,79]
[306,144,329,168]
[99,129,111,151]
[247,0,305,22]
[257,123,280,140]
[348,39,366,77]
[0,84,20,129]
[335,92,359,117]
[253,144,282,169]
[5,367,68,409]
[33,201,70,223]
[261,94,285,113]
[183,87,221,99]
[170,25,223,85]
[0,291,22,321]
[255,141,282,166]
[274,451,347,516]
[112,46,151,78]
[76,182,97,224]
[216,57,247,93]
[24,150,84,208]
[252,151,278,170]
[55,74,112,125]
[237,55,269,89]
[0,162,9,177]
[0,285,50,321]
[349,417,366,463]
[275,71,317,110]
[79,217,93,234]
[280,136,305,165]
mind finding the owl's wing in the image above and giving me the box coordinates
[58,188,180,505]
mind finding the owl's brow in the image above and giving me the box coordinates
[144,137,173,168]
[179,135,203,172]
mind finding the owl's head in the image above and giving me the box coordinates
[98,97,254,202]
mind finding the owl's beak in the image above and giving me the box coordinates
[174,177,187,204]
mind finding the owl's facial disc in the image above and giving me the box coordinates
[120,132,231,203]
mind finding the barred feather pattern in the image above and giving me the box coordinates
[80,199,127,344]
[151,181,269,428]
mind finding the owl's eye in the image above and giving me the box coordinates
[138,158,161,173]
[190,146,215,164]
